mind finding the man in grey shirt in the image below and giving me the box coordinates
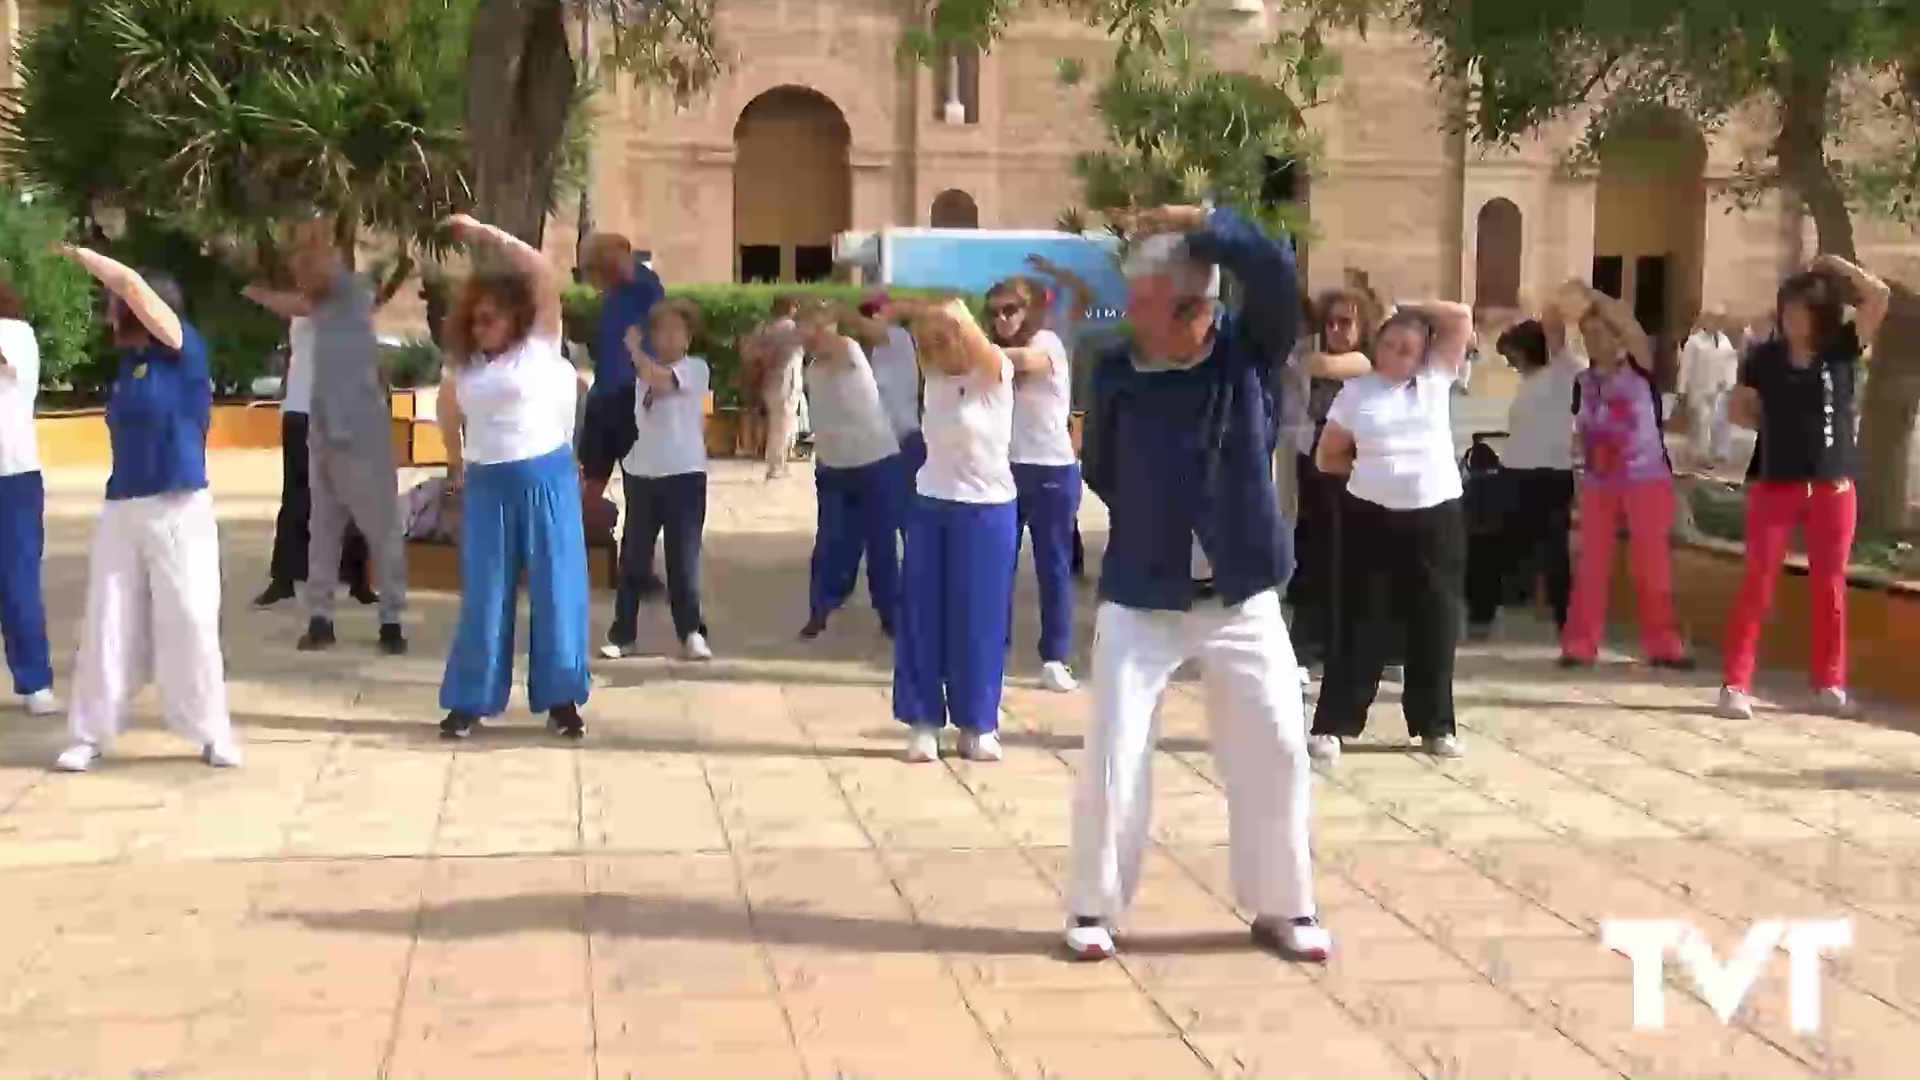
[243,221,408,655]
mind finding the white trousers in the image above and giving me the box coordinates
[1067,589,1315,921]
[1686,389,1736,466]
[67,490,233,748]
[766,377,803,471]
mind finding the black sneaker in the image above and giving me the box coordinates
[1465,622,1494,642]
[799,615,828,640]
[1649,655,1698,671]
[252,580,296,608]
[440,711,477,739]
[297,617,337,652]
[349,583,381,607]
[1557,654,1594,669]
[377,623,408,656]
[549,704,586,740]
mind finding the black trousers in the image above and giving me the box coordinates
[269,412,369,590]
[1312,493,1466,740]
[1466,468,1573,630]
[611,470,707,643]
[579,383,639,486]
[1285,452,1344,662]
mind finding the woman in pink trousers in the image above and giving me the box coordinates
[1558,282,1694,670]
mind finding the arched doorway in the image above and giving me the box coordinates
[930,189,978,228]
[1591,110,1708,380]
[733,87,851,283]
[1473,198,1523,311]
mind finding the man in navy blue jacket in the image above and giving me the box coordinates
[1065,205,1329,964]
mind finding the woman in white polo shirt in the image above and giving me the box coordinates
[603,298,713,662]
[1308,300,1474,764]
[985,277,1081,693]
[0,282,56,716]
[887,298,1018,764]
[798,300,904,640]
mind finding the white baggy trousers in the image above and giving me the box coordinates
[67,490,233,748]
[1068,588,1315,921]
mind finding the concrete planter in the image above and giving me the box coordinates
[1608,537,1920,706]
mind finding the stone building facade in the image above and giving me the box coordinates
[589,0,1920,357]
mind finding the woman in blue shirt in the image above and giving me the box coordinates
[55,246,238,773]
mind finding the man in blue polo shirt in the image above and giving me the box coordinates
[582,234,665,592]
[1064,205,1329,965]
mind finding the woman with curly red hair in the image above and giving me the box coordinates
[434,214,591,741]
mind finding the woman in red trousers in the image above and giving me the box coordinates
[1718,255,1889,720]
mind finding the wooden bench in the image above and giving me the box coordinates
[407,537,621,594]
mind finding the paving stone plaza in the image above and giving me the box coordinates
[3,452,1920,1078]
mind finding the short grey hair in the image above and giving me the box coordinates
[139,270,184,316]
[1123,233,1220,300]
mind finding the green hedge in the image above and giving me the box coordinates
[561,282,967,407]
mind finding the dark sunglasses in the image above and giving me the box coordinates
[989,303,1023,318]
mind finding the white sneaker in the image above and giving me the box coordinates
[21,689,59,717]
[682,632,713,662]
[1039,662,1078,693]
[1424,734,1464,759]
[1814,687,1861,719]
[905,725,941,763]
[203,741,243,768]
[1306,734,1342,764]
[1254,915,1332,962]
[1064,919,1116,961]
[599,641,632,661]
[53,743,98,773]
[1717,686,1755,720]
[957,729,1003,762]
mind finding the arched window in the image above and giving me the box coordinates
[930,189,979,229]
[1473,198,1523,311]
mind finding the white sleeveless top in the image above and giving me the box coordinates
[918,350,1015,504]
[452,332,579,466]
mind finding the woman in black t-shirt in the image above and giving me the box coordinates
[1719,255,1889,721]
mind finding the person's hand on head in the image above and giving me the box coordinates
[1123,205,1208,238]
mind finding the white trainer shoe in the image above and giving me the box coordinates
[1424,734,1465,759]
[54,742,99,773]
[905,725,941,763]
[1039,662,1078,693]
[203,741,243,769]
[682,632,713,662]
[21,689,59,717]
[957,730,1003,762]
[599,641,633,661]
[1306,734,1341,765]
[1814,687,1861,718]
[1253,915,1332,962]
[1717,686,1756,720]
[1064,919,1116,961]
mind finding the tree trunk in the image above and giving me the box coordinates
[1779,57,1916,533]
[465,0,576,246]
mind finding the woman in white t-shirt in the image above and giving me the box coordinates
[435,214,590,740]
[984,277,1081,693]
[840,296,922,537]
[0,287,56,716]
[1308,301,1474,764]
[1464,316,1582,639]
[603,299,713,663]
[885,298,1018,764]
[798,300,904,641]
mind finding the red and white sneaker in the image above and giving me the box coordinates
[1064,917,1115,961]
[1252,915,1332,963]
